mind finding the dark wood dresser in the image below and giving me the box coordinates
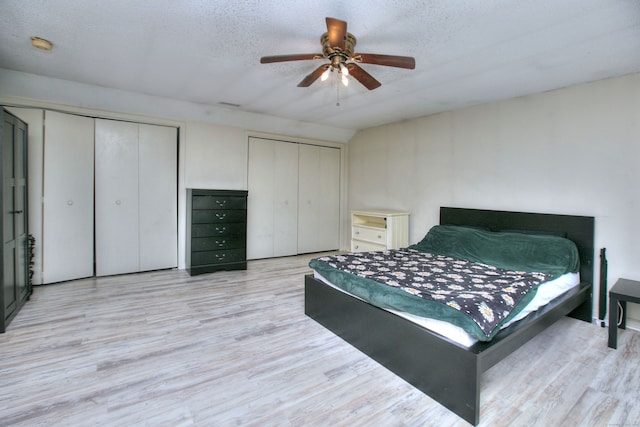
[186,189,248,275]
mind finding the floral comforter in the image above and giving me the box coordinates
[309,248,553,341]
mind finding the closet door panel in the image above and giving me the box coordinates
[247,138,298,259]
[42,111,94,283]
[247,139,275,259]
[95,119,139,276]
[138,124,177,271]
[272,141,298,257]
[298,144,340,253]
[247,138,275,259]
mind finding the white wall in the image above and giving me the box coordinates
[184,122,248,190]
[348,72,640,326]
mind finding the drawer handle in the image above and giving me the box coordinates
[215,226,227,233]
[215,213,227,219]
[377,235,382,239]
[355,231,360,235]
[354,245,359,250]
[217,240,226,246]
[216,200,227,206]
[215,253,226,260]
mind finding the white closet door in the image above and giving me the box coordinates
[247,137,298,259]
[272,140,299,256]
[298,144,340,253]
[138,124,177,271]
[95,119,139,276]
[247,138,274,259]
[42,111,94,283]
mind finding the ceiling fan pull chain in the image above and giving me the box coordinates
[336,77,340,106]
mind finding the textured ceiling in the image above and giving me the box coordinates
[1,0,639,138]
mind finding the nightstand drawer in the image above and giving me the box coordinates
[352,226,386,244]
[351,239,386,252]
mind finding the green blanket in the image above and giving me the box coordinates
[409,225,579,277]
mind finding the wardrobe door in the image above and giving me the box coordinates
[247,137,298,259]
[1,108,30,332]
[2,110,18,325]
[13,114,29,303]
[298,144,340,253]
[138,124,177,271]
[42,111,94,283]
[95,119,139,276]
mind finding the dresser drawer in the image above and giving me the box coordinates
[191,235,245,251]
[192,209,247,224]
[191,222,245,238]
[351,239,386,252]
[191,248,246,266]
[352,226,386,245]
[192,195,246,210]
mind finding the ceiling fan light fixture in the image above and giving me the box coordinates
[339,62,349,76]
[341,74,349,87]
[321,67,331,81]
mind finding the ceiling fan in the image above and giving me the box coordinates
[260,17,415,90]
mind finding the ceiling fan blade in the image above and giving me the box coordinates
[345,63,381,90]
[297,64,330,87]
[354,53,416,69]
[260,54,322,64]
[326,17,347,51]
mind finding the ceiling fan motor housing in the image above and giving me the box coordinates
[321,32,356,62]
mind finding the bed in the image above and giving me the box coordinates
[304,207,594,425]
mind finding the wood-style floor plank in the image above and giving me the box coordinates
[1,253,638,426]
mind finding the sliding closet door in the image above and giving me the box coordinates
[95,119,139,276]
[138,124,177,271]
[297,144,340,253]
[247,137,298,259]
[42,111,94,283]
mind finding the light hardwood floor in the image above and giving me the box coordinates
[1,253,638,427]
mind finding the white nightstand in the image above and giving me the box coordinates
[351,210,409,252]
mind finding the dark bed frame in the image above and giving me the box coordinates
[304,207,594,425]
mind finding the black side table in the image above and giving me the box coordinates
[608,278,640,349]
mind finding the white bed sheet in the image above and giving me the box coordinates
[312,270,580,348]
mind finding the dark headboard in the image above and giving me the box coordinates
[440,207,595,321]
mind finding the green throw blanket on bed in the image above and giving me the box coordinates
[409,225,579,277]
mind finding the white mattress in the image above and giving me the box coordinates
[312,270,580,348]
